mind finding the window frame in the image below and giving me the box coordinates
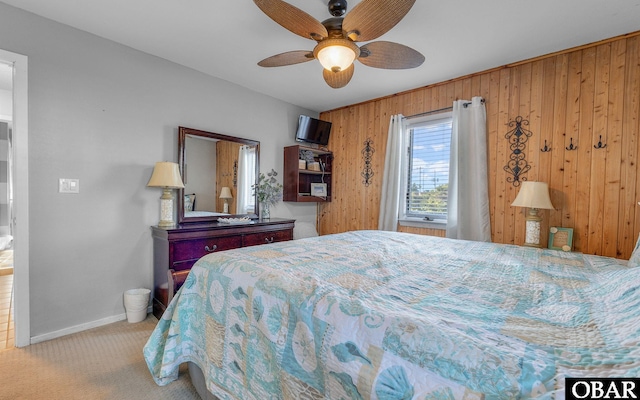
[398,111,452,228]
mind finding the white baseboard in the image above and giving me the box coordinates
[30,306,153,345]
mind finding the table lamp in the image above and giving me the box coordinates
[511,181,554,247]
[147,162,184,228]
[220,186,233,213]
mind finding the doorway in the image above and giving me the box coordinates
[0,63,14,350]
[0,49,29,348]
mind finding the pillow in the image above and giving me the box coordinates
[184,193,195,212]
[629,234,640,267]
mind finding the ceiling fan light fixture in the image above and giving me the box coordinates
[314,39,360,73]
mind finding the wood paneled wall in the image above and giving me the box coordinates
[318,32,640,259]
[216,141,241,214]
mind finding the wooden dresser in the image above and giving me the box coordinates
[151,218,295,318]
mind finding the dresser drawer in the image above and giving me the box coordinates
[242,229,293,247]
[152,219,295,319]
[171,235,242,267]
[171,259,199,271]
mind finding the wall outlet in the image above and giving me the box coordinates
[59,178,80,193]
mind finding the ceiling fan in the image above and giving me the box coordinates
[254,0,425,88]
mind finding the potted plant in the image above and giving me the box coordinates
[253,169,283,220]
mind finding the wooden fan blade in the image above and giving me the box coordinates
[258,51,314,67]
[323,64,354,88]
[254,0,328,41]
[343,0,416,42]
[359,41,424,69]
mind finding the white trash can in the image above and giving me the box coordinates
[123,288,151,323]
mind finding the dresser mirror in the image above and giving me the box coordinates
[177,126,260,224]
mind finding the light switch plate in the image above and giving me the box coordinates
[59,178,80,193]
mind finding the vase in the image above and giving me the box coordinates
[261,204,270,220]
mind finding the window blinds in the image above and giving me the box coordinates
[406,117,452,218]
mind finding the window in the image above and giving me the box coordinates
[400,112,452,224]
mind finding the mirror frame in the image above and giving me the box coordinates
[177,126,260,224]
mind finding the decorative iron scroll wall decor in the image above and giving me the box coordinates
[233,160,238,187]
[361,138,374,187]
[504,116,532,187]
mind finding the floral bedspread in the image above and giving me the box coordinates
[144,230,640,399]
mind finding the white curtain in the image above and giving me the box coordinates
[378,114,406,231]
[446,97,491,241]
[237,145,256,214]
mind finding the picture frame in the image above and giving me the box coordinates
[548,227,573,251]
[310,183,327,197]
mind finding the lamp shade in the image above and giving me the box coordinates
[147,162,184,189]
[314,39,360,73]
[511,181,554,210]
[219,186,233,199]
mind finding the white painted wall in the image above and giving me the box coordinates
[0,2,318,338]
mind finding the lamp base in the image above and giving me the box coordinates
[523,208,542,247]
[158,220,175,229]
[158,188,175,228]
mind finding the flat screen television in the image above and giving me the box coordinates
[295,115,332,146]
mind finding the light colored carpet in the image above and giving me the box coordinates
[0,314,201,400]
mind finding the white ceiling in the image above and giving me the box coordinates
[2,0,640,112]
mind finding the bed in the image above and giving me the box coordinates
[185,211,229,218]
[183,193,230,218]
[144,230,640,399]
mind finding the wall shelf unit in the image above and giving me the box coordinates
[283,145,333,202]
